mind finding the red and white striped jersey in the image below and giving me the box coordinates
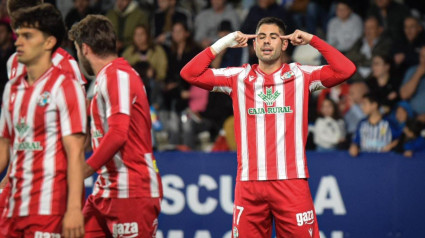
[0,66,87,217]
[181,36,356,181]
[7,47,87,85]
[90,58,162,199]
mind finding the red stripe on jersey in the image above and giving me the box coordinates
[264,77,277,180]
[283,71,297,179]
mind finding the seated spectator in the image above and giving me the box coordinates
[345,16,392,80]
[388,101,415,135]
[106,0,149,53]
[154,0,192,46]
[367,0,410,44]
[393,16,425,76]
[122,24,168,81]
[400,46,425,123]
[304,0,335,35]
[194,0,240,49]
[344,81,368,137]
[65,0,97,30]
[349,93,400,157]
[313,98,346,151]
[366,54,400,114]
[316,82,350,115]
[326,0,363,53]
[211,20,243,68]
[394,119,425,157]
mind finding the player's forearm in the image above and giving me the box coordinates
[310,36,356,87]
[0,138,10,175]
[86,113,130,172]
[400,70,423,99]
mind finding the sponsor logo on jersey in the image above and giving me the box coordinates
[35,231,61,238]
[15,141,43,151]
[248,75,255,82]
[37,91,51,107]
[296,210,314,226]
[15,117,29,138]
[112,222,139,238]
[92,130,103,139]
[281,70,295,80]
[233,227,239,238]
[248,87,293,115]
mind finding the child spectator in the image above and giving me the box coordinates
[313,98,346,151]
[394,119,425,157]
[349,93,399,156]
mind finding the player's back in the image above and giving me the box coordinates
[90,58,162,199]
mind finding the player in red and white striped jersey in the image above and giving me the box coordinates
[0,4,86,237]
[69,15,162,238]
[181,17,356,238]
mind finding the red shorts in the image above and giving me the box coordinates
[0,215,62,238]
[232,179,319,238]
[83,195,161,238]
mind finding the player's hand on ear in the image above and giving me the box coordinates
[281,30,313,46]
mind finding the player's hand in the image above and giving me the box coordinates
[62,209,84,238]
[83,162,95,178]
[349,144,359,157]
[281,30,313,46]
[232,31,257,48]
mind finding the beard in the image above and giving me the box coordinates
[256,48,281,64]
[78,53,95,78]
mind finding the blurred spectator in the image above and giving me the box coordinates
[393,16,425,75]
[367,0,410,44]
[326,0,362,53]
[65,0,97,30]
[400,46,425,123]
[346,16,392,80]
[240,0,295,63]
[304,0,335,35]
[122,24,168,81]
[388,101,415,135]
[154,0,192,46]
[93,0,115,14]
[194,0,240,49]
[0,21,14,106]
[160,21,201,145]
[394,119,425,157]
[344,81,368,137]
[106,0,149,53]
[366,54,400,114]
[349,93,399,157]
[179,0,208,17]
[313,98,346,151]
[316,82,350,115]
[211,20,243,68]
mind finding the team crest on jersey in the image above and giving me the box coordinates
[37,91,51,107]
[281,70,295,80]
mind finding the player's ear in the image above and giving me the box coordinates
[44,35,57,51]
[281,38,288,51]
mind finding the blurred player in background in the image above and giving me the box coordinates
[0,4,86,237]
[69,15,163,238]
[181,17,355,237]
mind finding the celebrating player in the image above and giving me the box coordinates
[180,17,356,237]
[68,15,163,238]
[0,4,86,237]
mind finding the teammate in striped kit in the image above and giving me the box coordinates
[69,15,163,238]
[0,0,87,220]
[181,17,356,237]
[0,4,86,237]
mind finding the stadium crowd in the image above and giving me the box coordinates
[0,0,425,156]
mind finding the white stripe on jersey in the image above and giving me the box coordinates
[298,65,323,74]
[39,77,65,215]
[114,152,129,198]
[254,73,266,180]
[292,65,306,178]
[0,83,12,136]
[145,153,160,197]
[99,74,113,118]
[52,53,64,66]
[6,53,14,79]
[212,86,232,95]
[19,76,50,216]
[274,73,287,180]
[237,68,250,181]
[69,60,85,85]
[100,166,111,198]
[117,70,130,115]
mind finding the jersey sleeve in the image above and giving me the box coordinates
[180,48,238,94]
[56,77,87,137]
[0,83,12,139]
[305,36,356,92]
[99,69,132,118]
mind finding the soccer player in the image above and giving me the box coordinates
[0,0,88,223]
[180,17,356,237]
[0,4,86,238]
[68,15,163,238]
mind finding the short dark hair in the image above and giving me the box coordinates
[68,14,117,57]
[7,0,43,14]
[256,17,287,35]
[363,93,381,108]
[11,3,65,52]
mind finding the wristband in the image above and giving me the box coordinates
[211,32,238,54]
